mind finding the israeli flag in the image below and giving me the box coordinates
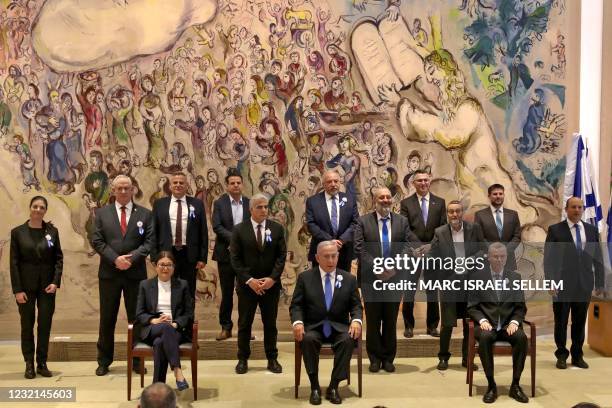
[562,134,604,231]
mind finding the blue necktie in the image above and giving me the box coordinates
[574,224,582,254]
[495,209,503,238]
[421,197,428,225]
[381,217,390,258]
[330,195,338,236]
[323,272,333,338]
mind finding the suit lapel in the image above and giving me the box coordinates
[442,224,456,258]
[149,279,159,312]
[311,269,326,311]
[185,197,193,236]
[109,204,122,235]
[171,279,180,317]
[319,193,334,232]
[242,197,250,222]
[409,195,425,230]
[125,204,140,238]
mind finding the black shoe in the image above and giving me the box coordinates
[36,363,52,377]
[427,328,440,337]
[571,358,589,369]
[509,384,529,403]
[556,358,567,369]
[267,359,282,373]
[368,361,381,373]
[309,388,322,405]
[382,361,395,372]
[403,327,414,338]
[95,365,109,376]
[24,361,35,379]
[235,359,248,374]
[325,387,342,404]
[437,359,448,370]
[483,384,497,403]
[462,360,478,371]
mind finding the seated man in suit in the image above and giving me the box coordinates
[290,241,363,405]
[468,243,529,404]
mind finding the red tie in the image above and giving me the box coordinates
[257,224,263,249]
[120,206,127,236]
[175,199,183,247]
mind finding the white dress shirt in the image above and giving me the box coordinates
[376,211,392,247]
[157,279,173,320]
[246,219,267,285]
[115,200,133,225]
[325,192,341,222]
[491,205,504,224]
[567,219,585,250]
[450,224,466,258]
[169,195,188,245]
[230,195,244,226]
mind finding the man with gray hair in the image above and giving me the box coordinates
[230,193,287,375]
[138,382,176,408]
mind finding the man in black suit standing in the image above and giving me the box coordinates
[230,193,287,374]
[400,169,445,338]
[474,184,521,272]
[544,197,605,369]
[354,187,420,373]
[91,175,154,376]
[468,243,529,404]
[212,169,250,340]
[306,170,359,272]
[429,200,486,371]
[291,241,363,405]
[151,172,208,301]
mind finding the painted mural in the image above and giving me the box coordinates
[0,0,571,325]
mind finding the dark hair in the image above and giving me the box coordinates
[139,382,176,408]
[565,196,583,208]
[155,251,175,265]
[487,184,505,195]
[447,199,463,208]
[30,196,48,208]
[571,404,600,408]
[225,168,242,183]
[413,169,431,178]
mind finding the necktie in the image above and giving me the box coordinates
[257,224,263,249]
[330,195,338,236]
[120,206,127,236]
[381,217,390,258]
[323,272,333,338]
[495,209,503,238]
[175,199,183,246]
[493,272,502,329]
[421,197,428,225]
[574,224,582,254]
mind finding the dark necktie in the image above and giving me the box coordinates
[175,199,183,247]
[120,206,127,236]
[330,195,338,236]
[574,224,582,254]
[257,224,263,249]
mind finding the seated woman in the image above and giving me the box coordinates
[136,251,193,390]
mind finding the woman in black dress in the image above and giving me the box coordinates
[10,196,63,378]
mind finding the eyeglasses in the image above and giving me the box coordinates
[158,263,175,269]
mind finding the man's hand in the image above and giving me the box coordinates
[380,269,396,281]
[44,284,57,294]
[115,254,133,270]
[259,277,275,290]
[593,288,605,298]
[151,314,172,325]
[348,321,362,339]
[333,239,343,250]
[506,321,518,336]
[196,261,206,270]
[480,320,493,331]
[549,289,558,297]
[293,323,305,342]
[378,83,401,107]
[415,244,431,257]
[248,279,265,295]
[15,292,28,304]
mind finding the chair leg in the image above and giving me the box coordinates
[192,353,198,401]
[347,364,351,385]
[357,354,362,398]
[140,358,145,388]
[531,350,536,397]
[294,342,301,399]
[468,351,474,396]
[127,354,133,401]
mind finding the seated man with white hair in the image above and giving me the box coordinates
[138,382,176,408]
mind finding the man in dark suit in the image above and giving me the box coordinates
[468,243,529,404]
[230,193,287,374]
[474,184,521,272]
[354,187,420,373]
[306,170,359,272]
[400,169,445,338]
[429,200,486,371]
[544,197,605,369]
[91,175,154,376]
[212,169,250,340]
[151,172,208,301]
[291,241,363,405]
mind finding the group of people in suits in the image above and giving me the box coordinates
[9,167,606,405]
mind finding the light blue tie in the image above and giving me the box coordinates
[330,195,338,236]
[495,209,503,238]
[323,272,333,338]
[574,224,582,254]
[381,217,390,258]
[421,197,428,225]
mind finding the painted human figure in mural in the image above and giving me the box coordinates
[513,88,545,155]
[76,74,104,150]
[326,134,361,200]
[106,85,135,150]
[61,93,87,183]
[139,74,167,168]
[84,150,110,208]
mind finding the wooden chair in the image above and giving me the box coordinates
[294,333,362,399]
[467,320,536,397]
[127,321,199,401]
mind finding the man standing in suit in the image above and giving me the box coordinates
[429,200,486,371]
[400,169,445,338]
[474,184,521,272]
[468,243,529,404]
[230,193,287,374]
[151,172,208,301]
[91,175,154,376]
[354,187,420,373]
[306,170,359,272]
[291,241,363,405]
[544,197,605,369]
[212,169,250,340]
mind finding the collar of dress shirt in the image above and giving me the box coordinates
[490,265,504,277]
[251,218,266,230]
[376,212,391,222]
[416,192,430,202]
[324,191,339,202]
[115,200,133,212]
[450,223,464,233]
[230,195,243,205]
[490,205,503,215]
[319,266,336,280]
[157,278,172,288]
[566,219,583,230]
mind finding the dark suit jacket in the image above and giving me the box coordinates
[290,268,363,333]
[544,221,605,298]
[400,193,447,242]
[91,203,154,280]
[211,193,250,263]
[151,196,208,263]
[474,207,521,271]
[135,277,194,341]
[305,191,359,262]
[10,221,63,293]
[468,268,527,330]
[230,219,287,286]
